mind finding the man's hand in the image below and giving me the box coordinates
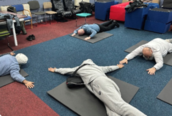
[119,58,128,64]
[84,37,91,40]
[147,67,156,75]
[10,52,15,56]
[23,80,34,88]
[72,33,76,36]
[48,67,56,72]
[117,64,124,68]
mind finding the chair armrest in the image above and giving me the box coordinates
[0,19,8,31]
[0,21,6,25]
[0,16,8,20]
[0,17,8,25]
[74,5,79,8]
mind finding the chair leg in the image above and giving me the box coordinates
[8,43,13,51]
[49,14,51,24]
[6,37,13,51]
[44,14,46,25]
[85,17,86,24]
[52,14,54,23]
[76,16,77,27]
[36,16,38,27]
[31,19,33,29]
[45,14,47,25]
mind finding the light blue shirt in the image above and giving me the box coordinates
[0,54,25,82]
[74,24,100,38]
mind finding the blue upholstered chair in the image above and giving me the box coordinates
[124,3,159,30]
[144,8,172,33]
[12,4,33,29]
[95,1,118,21]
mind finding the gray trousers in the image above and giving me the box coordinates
[20,21,27,34]
[55,59,147,116]
[89,77,147,116]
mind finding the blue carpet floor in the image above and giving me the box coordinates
[16,23,172,116]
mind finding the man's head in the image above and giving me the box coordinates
[15,53,28,64]
[78,29,85,36]
[142,47,153,59]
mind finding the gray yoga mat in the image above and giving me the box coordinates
[71,32,113,43]
[125,40,148,53]
[0,52,10,56]
[157,78,172,105]
[47,76,139,116]
[0,69,28,88]
[125,40,172,66]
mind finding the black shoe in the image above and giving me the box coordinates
[26,35,32,41]
[115,22,120,28]
[113,20,117,23]
[31,34,35,40]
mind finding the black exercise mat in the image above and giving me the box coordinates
[162,0,172,9]
[0,52,10,56]
[71,32,113,43]
[163,54,172,66]
[125,40,148,53]
[157,78,172,105]
[125,40,172,66]
[0,69,28,88]
[47,76,139,116]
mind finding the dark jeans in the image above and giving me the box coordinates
[98,20,118,32]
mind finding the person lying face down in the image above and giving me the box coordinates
[48,59,146,116]
[71,20,119,40]
[0,52,34,88]
[120,38,172,75]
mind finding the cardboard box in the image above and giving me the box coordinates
[152,0,160,3]
[122,0,130,3]
[122,0,159,3]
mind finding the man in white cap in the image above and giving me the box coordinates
[48,59,146,116]
[0,52,34,88]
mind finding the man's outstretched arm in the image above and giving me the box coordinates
[72,26,82,36]
[48,66,79,75]
[88,28,97,39]
[147,52,163,75]
[100,64,124,73]
[10,69,34,88]
[120,46,143,64]
[84,27,97,40]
